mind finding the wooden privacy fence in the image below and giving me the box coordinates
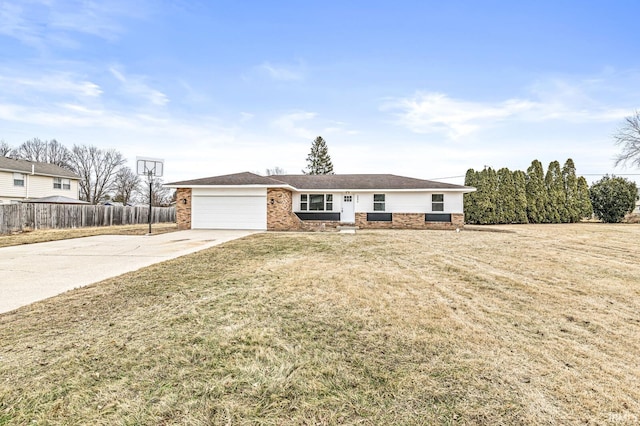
[0,204,176,234]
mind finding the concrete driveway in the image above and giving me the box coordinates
[0,229,258,314]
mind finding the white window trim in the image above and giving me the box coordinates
[299,193,334,211]
[13,173,25,187]
[373,193,385,211]
[53,177,71,190]
[432,194,444,212]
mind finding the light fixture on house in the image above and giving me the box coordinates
[182,198,188,204]
[270,198,275,205]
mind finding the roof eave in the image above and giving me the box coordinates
[288,187,476,193]
[0,168,79,179]
[164,183,296,190]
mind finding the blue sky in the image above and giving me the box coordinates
[1,0,639,184]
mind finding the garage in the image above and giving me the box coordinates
[191,194,267,230]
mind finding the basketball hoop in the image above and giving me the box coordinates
[136,156,165,234]
[136,157,164,177]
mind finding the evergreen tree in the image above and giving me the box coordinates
[526,160,547,223]
[464,168,480,224]
[512,170,529,223]
[576,176,593,219]
[497,168,516,223]
[545,160,566,223]
[304,136,334,175]
[589,175,637,223]
[562,158,580,222]
[474,167,498,224]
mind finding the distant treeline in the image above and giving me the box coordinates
[464,159,593,225]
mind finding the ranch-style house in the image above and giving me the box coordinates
[166,172,475,231]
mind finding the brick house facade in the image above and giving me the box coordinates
[169,172,474,231]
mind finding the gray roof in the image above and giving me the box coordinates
[22,196,88,204]
[168,172,470,190]
[0,157,79,179]
[168,172,286,186]
[274,174,466,190]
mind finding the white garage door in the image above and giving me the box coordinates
[192,196,266,230]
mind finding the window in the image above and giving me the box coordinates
[373,194,385,211]
[13,173,25,187]
[53,178,71,190]
[300,194,333,211]
[432,194,444,212]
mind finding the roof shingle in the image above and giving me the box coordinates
[0,157,79,179]
[167,172,470,190]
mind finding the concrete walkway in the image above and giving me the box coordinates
[0,229,257,314]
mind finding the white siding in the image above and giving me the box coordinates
[291,191,466,214]
[29,175,79,199]
[0,171,80,201]
[0,171,27,198]
[354,192,464,213]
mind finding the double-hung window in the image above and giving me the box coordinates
[53,177,71,190]
[432,194,444,211]
[373,194,385,211]
[300,194,333,211]
[13,173,25,187]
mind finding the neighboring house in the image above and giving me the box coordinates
[166,172,475,231]
[0,157,80,204]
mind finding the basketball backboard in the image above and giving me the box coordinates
[136,157,164,177]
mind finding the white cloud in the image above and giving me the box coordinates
[109,66,169,106]
[258,62,304,81]
[384,77,633,139]
[0,0,149,48]
[0,73,102,98]
[271,111,318,139]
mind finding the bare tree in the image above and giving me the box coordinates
[112,167,141,205]
[11,138,72,168]
[265,166,286,176]
[12,138,48,162]
[46,139,73,169]
[69,145,126,204]
[614,110,640,169]
[0,140,12,157]
[140,176,173,206]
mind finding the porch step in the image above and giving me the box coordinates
[337,225,358,234]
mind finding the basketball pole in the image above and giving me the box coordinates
[148,170,153,234]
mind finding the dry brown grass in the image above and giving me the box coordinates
[1,223,639,425]
[0,223,178,248]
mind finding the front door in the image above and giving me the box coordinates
[341,195,355,223]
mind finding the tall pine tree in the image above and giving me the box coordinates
[497,167,516,223]
[512,170,529,223]
[464,168,480,224]
[474,167,499,224]
[545,160,566,223]
[526,160,547,223]
[304,136,334,175]
[562,158,580,222]
[576,176,593,219]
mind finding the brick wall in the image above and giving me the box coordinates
[176,188,192,230]
[267,188,303,231]
[356,212,464,230]
[267,188,346,231]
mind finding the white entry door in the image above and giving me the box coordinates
[341,195,355,223]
